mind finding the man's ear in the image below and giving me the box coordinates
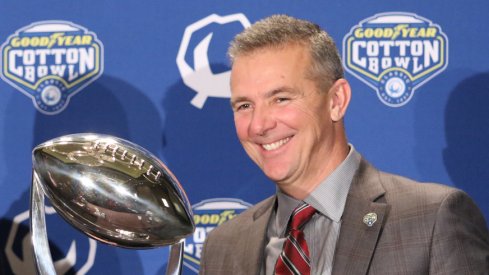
[329,79,351,122]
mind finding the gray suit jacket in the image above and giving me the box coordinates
[199,159,489,274]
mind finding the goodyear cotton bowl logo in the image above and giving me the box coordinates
[343,12,448,107]
[183,198,251,273]
[176,14,250,109]
[1,21,103,114]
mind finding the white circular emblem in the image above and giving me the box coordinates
[41,85,62,106]
[385,77,406,98]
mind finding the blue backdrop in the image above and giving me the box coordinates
[0,1,488,274]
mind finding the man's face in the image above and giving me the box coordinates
[230,44,341,192]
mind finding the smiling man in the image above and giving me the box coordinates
[231,42,349,201]
[199,15,489,275]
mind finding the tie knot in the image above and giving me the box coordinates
[289,203,316,230]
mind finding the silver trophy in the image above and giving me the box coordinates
[30,133,195,275]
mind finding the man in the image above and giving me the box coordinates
[199,15,489,274]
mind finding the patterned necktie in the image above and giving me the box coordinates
[275,203,317,275]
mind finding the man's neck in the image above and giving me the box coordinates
[277,141,350,200]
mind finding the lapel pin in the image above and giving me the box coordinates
[363,212,377,227]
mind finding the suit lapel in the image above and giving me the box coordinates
[236,196,276,274]
[332,159,388,275]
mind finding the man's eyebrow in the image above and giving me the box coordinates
[265,87,296,98]
[230,87,297,107]
[230,96,249,107]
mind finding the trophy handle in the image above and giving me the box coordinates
[166,241,184,275]
[30,170,56,275]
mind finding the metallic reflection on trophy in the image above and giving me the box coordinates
[30,133,195,275]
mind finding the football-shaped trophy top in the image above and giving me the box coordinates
[32,133,195,248]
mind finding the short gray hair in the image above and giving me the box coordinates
[228,14,344,91]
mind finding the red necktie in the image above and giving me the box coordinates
[275,203,317,275]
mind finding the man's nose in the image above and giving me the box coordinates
[249,105,276,137]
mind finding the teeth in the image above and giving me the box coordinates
[262,137,290,151]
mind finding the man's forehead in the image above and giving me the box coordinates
[231,47,308,81]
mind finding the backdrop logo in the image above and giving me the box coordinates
[5,207,96,274]
[183,198,251,273]
[0,21,104,114]
[343,12,448,107]
[176,14,250,109]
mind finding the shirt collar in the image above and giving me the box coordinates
[305,145,361,222]
[275,145,361,232]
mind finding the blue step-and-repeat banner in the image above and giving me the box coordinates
[1,1,488,274]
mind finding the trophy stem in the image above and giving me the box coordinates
[166,241,184,275]
[30,170,56,275]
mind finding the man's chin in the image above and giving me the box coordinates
[263,168,290,184]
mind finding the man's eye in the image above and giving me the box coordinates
[276,97,290,103]
[236,103,251,111]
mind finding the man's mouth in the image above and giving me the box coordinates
[261,137,291,151]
